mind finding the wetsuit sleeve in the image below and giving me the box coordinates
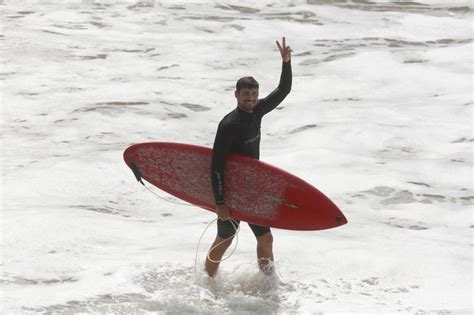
[211,122,235,205]
[256,61,292,116]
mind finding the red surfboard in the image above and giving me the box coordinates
[123,142,347,230]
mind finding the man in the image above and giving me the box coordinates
[205,37,293,278]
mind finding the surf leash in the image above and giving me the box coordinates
[137,180,240,284]
[193,217,240,284]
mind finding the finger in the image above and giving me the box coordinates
[282,36,286,48]
[276,40,282,52]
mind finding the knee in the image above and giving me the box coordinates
[257,233,273,248]
[219,236,236,250]
[223,237,234,247]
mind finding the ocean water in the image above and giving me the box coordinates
[1,0,472,314]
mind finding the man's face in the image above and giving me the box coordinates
[235,88,259,113]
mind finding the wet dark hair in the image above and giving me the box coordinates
[236,76,259,91]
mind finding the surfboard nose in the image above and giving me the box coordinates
[336,212,348,226]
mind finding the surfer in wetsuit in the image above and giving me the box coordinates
[205,37,292,278]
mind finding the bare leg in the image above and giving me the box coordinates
[256,232,274,274]
[205,236,234,277]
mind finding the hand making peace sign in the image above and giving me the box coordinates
[276,37,292,63]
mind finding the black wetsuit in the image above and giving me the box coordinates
[211,61,292,238]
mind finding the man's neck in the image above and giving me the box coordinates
[237,104,254,113]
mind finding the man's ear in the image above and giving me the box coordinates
[234,90,239,98]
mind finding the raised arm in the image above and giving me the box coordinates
[256,37,293,116]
